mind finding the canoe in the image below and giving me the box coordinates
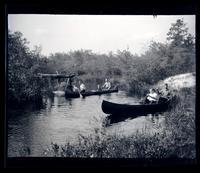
[53,90,65,96]
[101,98,170,117]
[81,88,118,97]
[65,90,80,98]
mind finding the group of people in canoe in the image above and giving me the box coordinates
[65,77,112,94]
[59,74,171,104]
[144,83,171,104]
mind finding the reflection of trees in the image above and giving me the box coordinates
[53,96,67,107]
[66,99,73,107]
[43,97,53,110]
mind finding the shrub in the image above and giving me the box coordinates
[45,87,195,159]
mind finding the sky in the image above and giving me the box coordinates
[8,15,195,56]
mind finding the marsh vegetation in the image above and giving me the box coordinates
[7,18,195,159]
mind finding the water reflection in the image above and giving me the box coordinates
[103,93,112,100]
[43,97,53,109]
[8,91,165,157]
[107,113,163,125]
[53,96,66,107]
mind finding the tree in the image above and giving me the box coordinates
[167,18,195,50]
[32,45,43,58]
[167,19,189,47]
[8,31,49,104]
[183,33,195,51]
[166,19,195,73]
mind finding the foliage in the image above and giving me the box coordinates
[44,19,195,96]
[7,30,51,105]
[8,19,196,158]
[46,87,195,158]
[167,19,189,46]
[8,18,195,102]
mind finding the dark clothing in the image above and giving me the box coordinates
[66,78,73,92]
[158,97,168,103]
[80,89,86,94]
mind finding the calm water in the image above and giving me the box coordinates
[7,91,165,157]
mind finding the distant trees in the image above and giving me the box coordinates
[7,19,195,103]
[122,19,195,95]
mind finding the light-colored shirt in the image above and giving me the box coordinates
[103,82,111,89]
[80,83,86,91]
[73,86,79,92]
[161,88,170,98]
[147,92,158,101]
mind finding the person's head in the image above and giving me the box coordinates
[105,78,108,82]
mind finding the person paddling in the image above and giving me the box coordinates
[65,77,79,94]
[97,84,102,91]
[65,77,74,92]
[79,81,86,93]
[102,78,111,90]
[145,88,159,104]
[162,83,171,99]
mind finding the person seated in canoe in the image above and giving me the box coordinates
[102,78,111,90]
[73,85,79,92]
[65,77,73,92]
[145,88,159,104]
[157,83,172,103]
[97,84,102,91]
[162,83,171,98]
[79,81,86,93]
[65,77,79,94]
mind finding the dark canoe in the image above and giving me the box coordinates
[101,98,170,117]
[81,88,118,97]
[65,91,80,98]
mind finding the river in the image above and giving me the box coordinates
[7,91,165,157]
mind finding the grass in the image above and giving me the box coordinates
[44,86,195,158]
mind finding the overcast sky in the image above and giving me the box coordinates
[8,15,195,56]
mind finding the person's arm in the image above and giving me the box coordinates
[108,82,111,89]
[147,94,157,100]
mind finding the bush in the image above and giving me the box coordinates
[45,87,195,159]
[8,31,51,105]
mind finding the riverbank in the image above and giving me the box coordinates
[44,73,195,158]
[155,72,195,92]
